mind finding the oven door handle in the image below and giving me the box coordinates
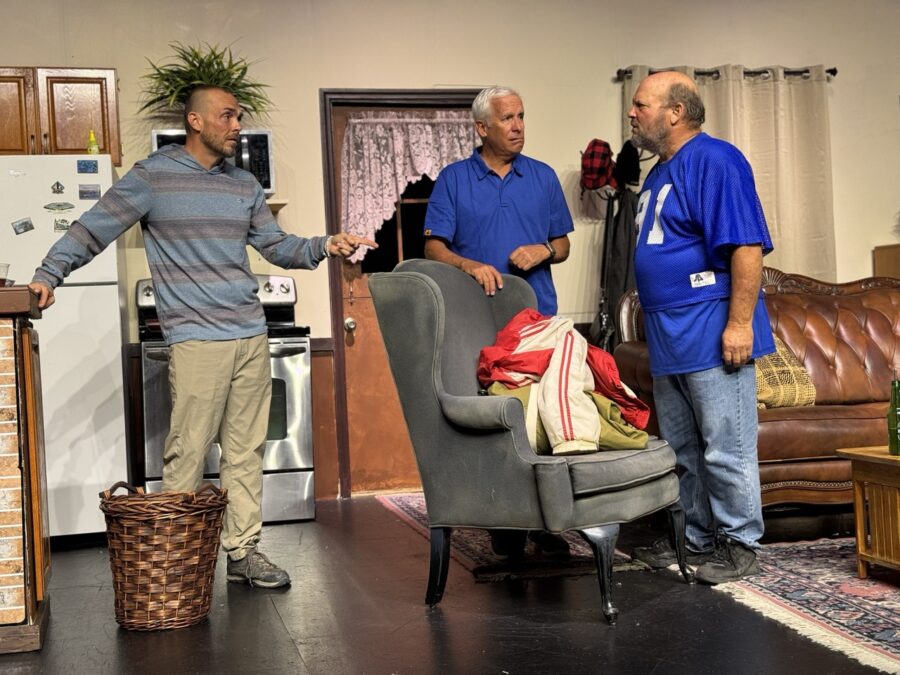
[270,345,308,358]
[143,349,170,362]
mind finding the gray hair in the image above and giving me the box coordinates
[472,86,521,124]
[666,83,705,128]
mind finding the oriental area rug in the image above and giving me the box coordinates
[376,492,640,582]
[713,538,900,673]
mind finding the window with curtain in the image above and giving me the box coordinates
[620,64,836,280]
[340,109,478,262]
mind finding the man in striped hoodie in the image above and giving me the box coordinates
[29,85,375,589]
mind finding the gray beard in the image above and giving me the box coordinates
[631,128,666,156]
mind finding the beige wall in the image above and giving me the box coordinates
[3,0,898,333]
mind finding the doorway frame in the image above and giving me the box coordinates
[319,88,480,498]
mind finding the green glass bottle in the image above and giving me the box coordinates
[889,377,900,456]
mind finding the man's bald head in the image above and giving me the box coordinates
[644,71,706,130]
[629,71,705,159]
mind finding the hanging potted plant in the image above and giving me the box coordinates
[138,42,272,119]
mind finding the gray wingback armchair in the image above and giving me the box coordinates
[369,259,690,623]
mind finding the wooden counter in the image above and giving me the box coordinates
[0,287,42,319]
[0,286,50,653]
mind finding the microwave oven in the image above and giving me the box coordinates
[150,128,276,196]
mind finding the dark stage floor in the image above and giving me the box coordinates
[0,497,878,674]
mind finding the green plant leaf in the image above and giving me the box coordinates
[138,41,272,116]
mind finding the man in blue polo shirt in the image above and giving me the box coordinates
[423,86,573,316]
[424,86,574,559]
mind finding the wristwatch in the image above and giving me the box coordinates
[544,240,556,261]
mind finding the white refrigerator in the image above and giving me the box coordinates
[1,154,126,536]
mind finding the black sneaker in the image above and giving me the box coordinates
[226,548,291,588]
[694,537,760,585]
[631,537,715,569]
[528,531,571,558]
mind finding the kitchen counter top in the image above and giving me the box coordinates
[0,287,41,319]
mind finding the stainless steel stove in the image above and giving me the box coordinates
[135,274,314,521]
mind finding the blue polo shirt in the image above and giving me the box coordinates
[424,149,574,315]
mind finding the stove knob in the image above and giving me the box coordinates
[263,282,274,293]
[279,283,290,294]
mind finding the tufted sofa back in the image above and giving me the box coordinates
[761,268,900,405]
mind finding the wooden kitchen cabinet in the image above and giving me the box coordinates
[0,68,38,155]
[0,66,121,165]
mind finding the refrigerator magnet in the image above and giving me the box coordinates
[79,184,101,200]
[11,217,34,235]
[76,159,99,174]
[51,181,65,194]
[44,202,75,212]
[54,218,71,232]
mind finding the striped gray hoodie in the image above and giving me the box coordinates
[33,144,328,345]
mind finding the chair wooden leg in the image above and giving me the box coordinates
[579,524,620,625]
[667,502,694,583]
[426,527,452,606]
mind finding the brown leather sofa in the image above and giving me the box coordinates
[613,267,900,507]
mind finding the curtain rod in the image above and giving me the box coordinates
[615,67,838,81]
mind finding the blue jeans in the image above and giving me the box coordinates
[653,365,764,551]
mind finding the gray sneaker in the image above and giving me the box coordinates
[694,537,760,585]
[631,536,715,569]
[226,548,291,588]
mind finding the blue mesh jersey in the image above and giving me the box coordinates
[633,133,775,376]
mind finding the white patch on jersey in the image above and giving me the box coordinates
[646,183,672,245]
[689,270,717,288]
[635,190,651,235]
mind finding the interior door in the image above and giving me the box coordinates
[331,106,418,494]
[341,265,419,492]
[323,91,478,496]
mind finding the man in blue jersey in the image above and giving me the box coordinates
[29,86,375,589]
[423,86,573,316]
[424,86,574,558]
[626,72,775,584]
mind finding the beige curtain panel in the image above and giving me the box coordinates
[621,65,836,281]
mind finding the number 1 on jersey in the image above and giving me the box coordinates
[635,183,671,245]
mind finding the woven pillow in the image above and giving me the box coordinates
[755,336,816,409]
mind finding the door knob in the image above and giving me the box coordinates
[344,317,357,332]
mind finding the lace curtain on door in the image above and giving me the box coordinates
[621,64,836,280]
[341,109,478,262]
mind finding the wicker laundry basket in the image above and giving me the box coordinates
[99,481,228,631]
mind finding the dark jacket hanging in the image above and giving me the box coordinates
[589,188,638,352]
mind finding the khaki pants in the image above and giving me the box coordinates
[161,334,271,560]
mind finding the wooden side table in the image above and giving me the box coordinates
[835,446,900,578]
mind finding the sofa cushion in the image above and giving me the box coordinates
[757,401,887,462]
[756,336,816,409]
